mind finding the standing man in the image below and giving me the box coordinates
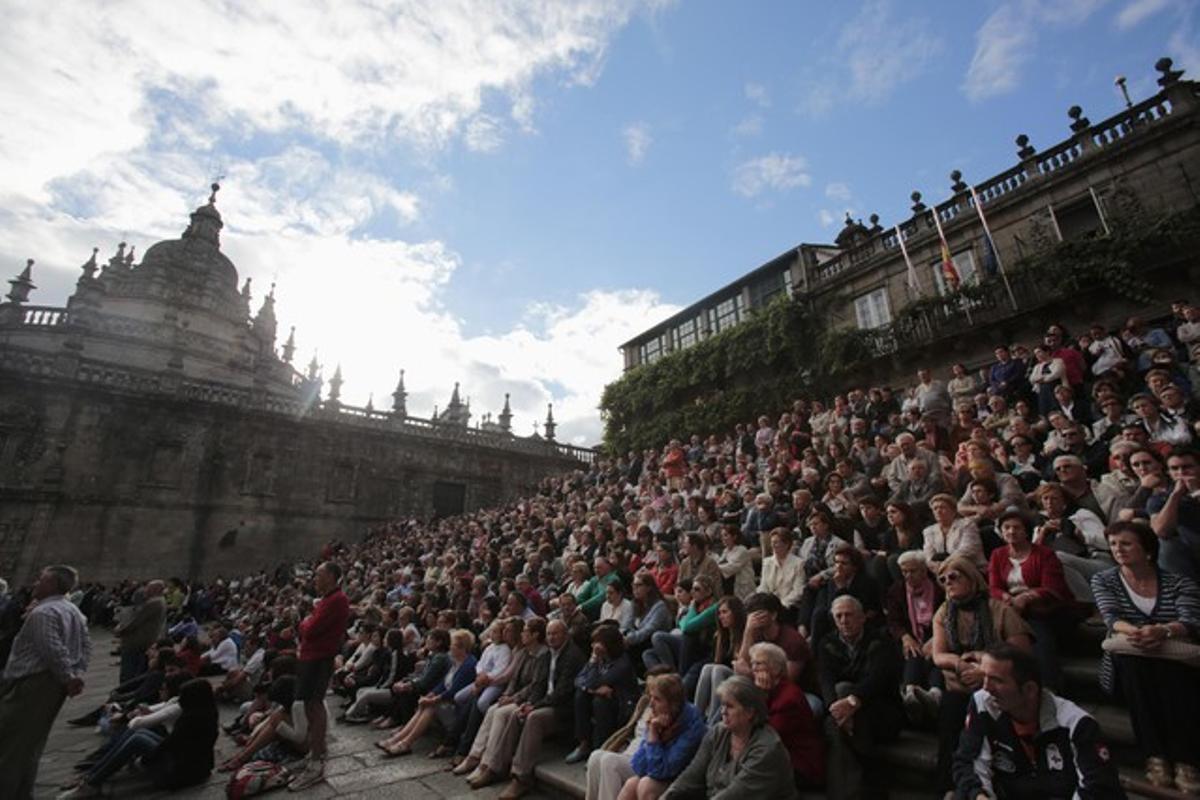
[114,579,166,683]
[289,562,350,791]
[0,565,91,800]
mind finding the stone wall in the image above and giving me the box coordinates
[0,376,580,584]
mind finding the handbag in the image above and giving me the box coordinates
[1101,633,1200,667]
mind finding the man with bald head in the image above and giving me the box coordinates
[115,579,166,683]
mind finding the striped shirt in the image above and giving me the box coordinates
[1091,567,1200,693]
[3,595,91,683]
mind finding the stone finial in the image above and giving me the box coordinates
[498,392,513,432]
[251,282,277,346]
[80,247,99,280]
[1067,105,1091,133]
[1156,57,1184,87]
[108,242,127,270]
[281,326,296,363]
[1016,134,1036,159]
[544,403,557,441]
[365,393,375,412]
[6,258,36,304]
[306,353,320,381]
[950,170,967,193]
[209,181,221,205]
[910,191,926,214]
[868,213,882,233]
[124,245,136,267]
[391,369,408,415]
[241,277,252,303]
[327,364,343,403]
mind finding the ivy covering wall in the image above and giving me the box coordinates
[599,206,1199,455]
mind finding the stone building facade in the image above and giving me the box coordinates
[619,58,1200,388]
[0,188,590,583]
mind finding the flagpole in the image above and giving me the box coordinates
[931,206,972,326]
[894,225,922,298]
[969,186,1018,312]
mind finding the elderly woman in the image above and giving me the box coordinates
[441,618,519,761]
[987,510,1074,691]
[379,629,478,756]
[923,493,985,569]
[884,550,944,724]
[748,642,824,790]
[1092,520,1200,792]
[660,675,798,800]
[930,556,1032,793]
[568,625,638,763]
[1033,482,1111,601]
[601,672,706,800]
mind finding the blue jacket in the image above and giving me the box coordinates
[435,654,478,701]
[631,701,707,782]
[625,600,671,647]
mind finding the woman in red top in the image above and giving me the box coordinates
[748,641,824,790]
[986,509,1074,691]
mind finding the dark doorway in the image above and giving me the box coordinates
[432,481,466,519]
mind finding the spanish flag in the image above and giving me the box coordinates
[930,208,961,292]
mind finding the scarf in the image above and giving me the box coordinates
[944,591,995,653]
[905,577,937,642]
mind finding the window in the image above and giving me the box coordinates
[749,270,789,308]
[1055,196,1105,240]
[930,249,978,295]
[674,317,699,350]
[641,336,663,364]
[854,288,892,330]
[710,295,743,333]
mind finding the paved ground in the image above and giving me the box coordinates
[33,629,563,799]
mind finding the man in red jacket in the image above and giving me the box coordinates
[289,562,351,791]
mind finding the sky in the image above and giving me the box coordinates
[0,0,1194,446]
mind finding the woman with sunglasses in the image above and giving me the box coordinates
[930,556,1032,794]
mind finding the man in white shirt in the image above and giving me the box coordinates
[199,622,239,675]
[0,564,91,799]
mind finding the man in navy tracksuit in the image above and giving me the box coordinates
[952,643,1125,799]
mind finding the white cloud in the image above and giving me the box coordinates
[825,182,853,204]
[464,115,505,153]
[622,122,653,165]
[744,82,771,107]
[963,0,1106,102]
[731,153,811,198]
[818,209,837,228]
[731,115,763,137]
[797,1,940,115]
[1115,0,1170,28]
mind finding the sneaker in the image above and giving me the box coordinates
[288,759,325,791]
[56,784,101,800]
[564,746,590,764]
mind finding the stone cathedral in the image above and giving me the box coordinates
[0,187,590,583]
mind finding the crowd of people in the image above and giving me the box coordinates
[1,307,1200,799]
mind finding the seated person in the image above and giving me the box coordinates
[1091,520,1200,792]
[660,675,798,800]
[1032,482,1111,601]
[923,494,985,569]
[60,679,218,798]
[379,629,478,756]
[807,543,883,647]
[568,625,637,763]
[749,642,824,790]
[952,644,1123,800]
[884,550,944,726]
[607,672,706,800]
[930,556,1032,795]
[987,510,1075,691]
[817,595,903,800]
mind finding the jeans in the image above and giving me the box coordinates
[85,728,163,785]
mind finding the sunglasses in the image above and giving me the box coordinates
[938,572,962,585]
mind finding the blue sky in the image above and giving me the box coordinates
[0,0,1195,444]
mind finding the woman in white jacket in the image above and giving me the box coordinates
[758,528,805,614]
